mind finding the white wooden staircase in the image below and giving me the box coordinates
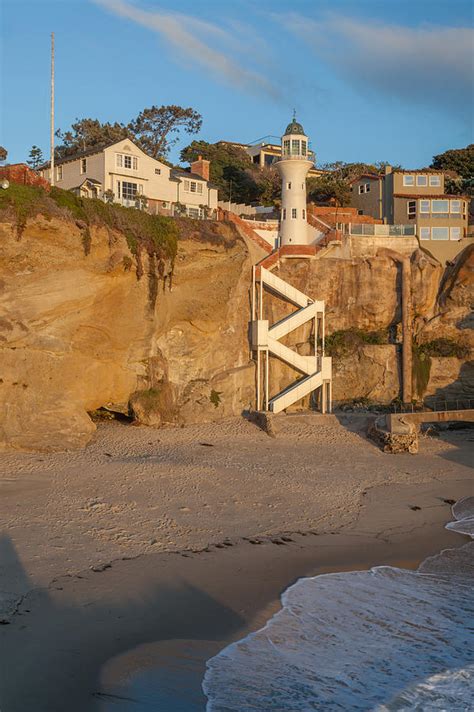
[251,266,332,413]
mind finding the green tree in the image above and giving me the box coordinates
[431,145,474,180]
[55,118,130,158]
[27,145,44,169]
[129,105,202,159]
[0,146,7,162]
[55,106,202,161]
[180,140,265,203]
[307,174,352,206]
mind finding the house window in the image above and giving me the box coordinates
[407,201,416,217]
[187,207,201,219]
[81,158,87,174]
[287,182,292,189]
[403,175,414,186]
[419,200,430,214]
[416,175,428,186]
[365,183,370,193]
[450,227,461,241]
[450,200,461,213]
[121,181,139,200]
[419,227,430,241]
[431,227,449,240]
[429,175,441,187]
[432,200,449,213]
[155,168,161,175]
[184,180,203,194]
[291,208,297,219]
[291,139,300,155]
[283,139,290,156]
[358,184,365,194]
[116,153,138,170]
[56,165,63,181]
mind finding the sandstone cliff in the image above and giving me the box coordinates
[1,191,472,450]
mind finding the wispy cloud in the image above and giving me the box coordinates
[281,12,473,116]
[93,0,280,101]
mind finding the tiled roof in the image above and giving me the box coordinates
[349,173,381,184]
[394,169,443,174]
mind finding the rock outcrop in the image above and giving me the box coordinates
[1,205,472,451]
[0,214,254,450]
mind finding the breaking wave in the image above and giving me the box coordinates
[203,497,474,711]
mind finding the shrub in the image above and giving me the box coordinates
[323,328,389,358]
[210,389,222,408]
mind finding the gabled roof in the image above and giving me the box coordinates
[40,141,118,169]
[40,138,170,169]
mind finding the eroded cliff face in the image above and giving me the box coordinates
[0,216,254,450]
[1,214,472,451]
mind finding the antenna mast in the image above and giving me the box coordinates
[50,32,55,186]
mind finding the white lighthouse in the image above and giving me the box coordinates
[277,115,313,246]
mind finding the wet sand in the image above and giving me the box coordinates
[0,417,472,710]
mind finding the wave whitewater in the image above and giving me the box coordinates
[203,498,474,711]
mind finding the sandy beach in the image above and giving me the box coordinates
[0,415,472,711]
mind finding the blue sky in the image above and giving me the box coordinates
[2,0,473,168]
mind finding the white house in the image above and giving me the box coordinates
[40,139,218,218]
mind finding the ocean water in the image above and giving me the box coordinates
[203,497,474,711]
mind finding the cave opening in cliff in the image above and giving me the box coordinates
[88,406,134,424]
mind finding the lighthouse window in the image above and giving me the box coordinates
[291,140,300,155]
[287,182,292,189]
[282,208,286,220]
[292,208,297,219]
[283,139,290,156]
[301,141,307,156]
[302,209,306,219]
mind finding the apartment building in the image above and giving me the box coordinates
[351,167,471,261]
[40,139,218,218]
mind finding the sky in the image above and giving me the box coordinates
[1,0,473,168]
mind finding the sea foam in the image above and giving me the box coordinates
[203,497,474,711]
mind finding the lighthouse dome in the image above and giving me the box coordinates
[284,118,305,136]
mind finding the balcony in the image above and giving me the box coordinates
[345,224,416,236]
[278,150,316,162]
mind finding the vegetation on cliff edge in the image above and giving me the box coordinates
[0,184,179,310]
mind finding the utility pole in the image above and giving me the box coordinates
[50,32,55,186]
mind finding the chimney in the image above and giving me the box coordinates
[384,164,392,175]
[191,154,210,182]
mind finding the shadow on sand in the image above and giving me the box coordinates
[0,534,244,712]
